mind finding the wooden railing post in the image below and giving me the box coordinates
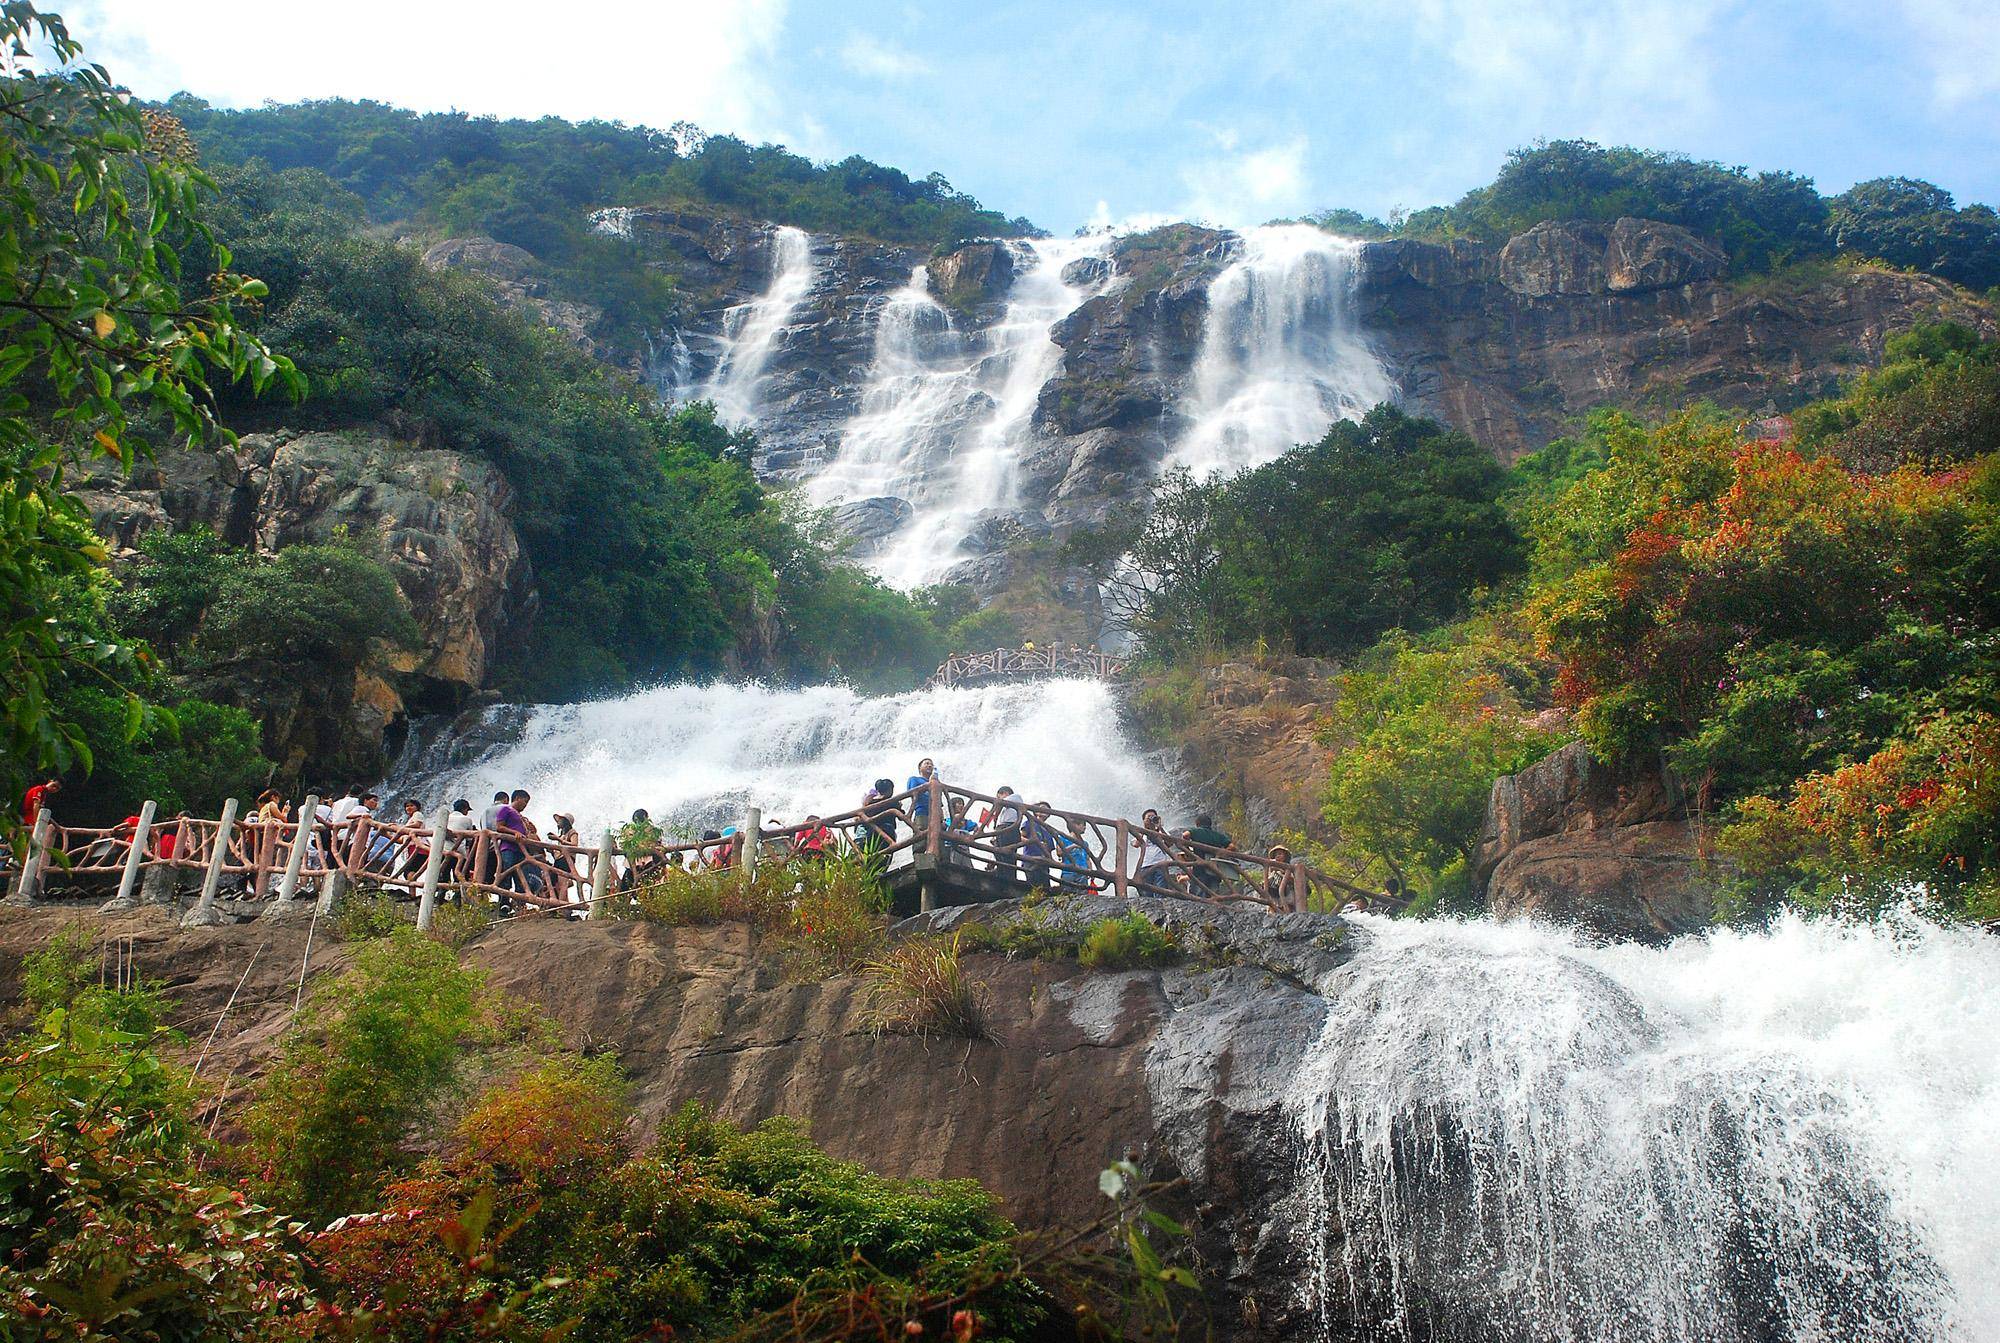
[415,803,452,931]
[741,806,761,877]
[345,815,372,880]
[263,794,319,920]
[1113,818,1130,900]
[9,809,54,905]
[182,797,240,928]
[101,800,157,913]
[927,779,943,854]
[1290,858,1309,914]
[591,830,618,914]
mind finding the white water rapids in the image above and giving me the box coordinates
[1292,913,2000,1342]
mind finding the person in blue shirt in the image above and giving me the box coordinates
[939,794,978,866]
[907,758,938,827]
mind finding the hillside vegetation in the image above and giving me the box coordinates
[167,96,1036,348]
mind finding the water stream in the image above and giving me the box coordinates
[703,224,816,426]
[805,234,1117,588]
[1171,223,1394,480]
[1290,914,2000,1342]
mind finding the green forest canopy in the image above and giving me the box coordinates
[1306,139,2000,289]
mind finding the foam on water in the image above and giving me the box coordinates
[1290,912,2000,1341]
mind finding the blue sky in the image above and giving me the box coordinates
[62,0,2000,232]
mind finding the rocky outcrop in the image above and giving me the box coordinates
[0,897,1365,1341]
[1359,220,1994,459]
[75,429,530,776]
[925,240,1014,312]
[1124,656,1345,847]
[1474,740,1719,941]
[422,236,606,358]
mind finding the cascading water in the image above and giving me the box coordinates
[1288,914,2000,1342]
[1171,223,1394,480]
[400,677,1179,840]
[806,234,1116,588]
[703,224,816,426]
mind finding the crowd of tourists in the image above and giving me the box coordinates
[11,760,1369,915]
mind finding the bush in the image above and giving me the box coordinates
[1077,914,1180,971]
[333,887,406,941]
[863,933,987,1039]
[780,857,890,978]
[424,899,493,951]
[243,929,484,1221]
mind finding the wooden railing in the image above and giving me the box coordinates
[927,645,1128,690]
[8,776,1404,927]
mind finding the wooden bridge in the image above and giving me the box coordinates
[2,780,1402,929]
[927,645,1128,690]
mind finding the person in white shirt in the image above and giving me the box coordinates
[1134,807,1177,895]
[444,798,478,885]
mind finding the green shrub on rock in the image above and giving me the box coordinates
[1077,914,1180,971]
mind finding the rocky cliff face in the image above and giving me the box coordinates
[0,898,1363,1342]
[1356,221,1993,459]
[76,428,530,777]
[1474,740,1720,942]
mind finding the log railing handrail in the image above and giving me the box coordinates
[10,783,1403,921]
[926,645,1129,690]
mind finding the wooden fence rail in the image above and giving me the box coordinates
[927,645,1128,690]
[5,781,1403,926]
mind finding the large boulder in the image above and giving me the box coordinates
[1497,218,1725,298]
[925,240,1015,311]
[1474,741,1717,941]
[75,429,530,776]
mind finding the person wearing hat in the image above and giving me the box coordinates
[1262,843,1294,906]
[548,812,581,909]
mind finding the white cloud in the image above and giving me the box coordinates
[837,33,931,81]
[60,0,795,144]
[1892,0,2000,108]
[1362,0,1729,139]
[1178,133,1310,227]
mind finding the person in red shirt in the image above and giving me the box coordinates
[21,777,60,827]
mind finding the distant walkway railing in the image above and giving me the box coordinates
[927,645,1127,690]
[4,781,1402,929]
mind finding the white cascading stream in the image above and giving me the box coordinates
[412,678,1179,841]
[1288,913,2000,1342]
[704,224,816,426]
[1170,223,1394,480]
[806,234,1116,589]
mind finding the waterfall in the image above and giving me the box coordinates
[1287,914,2000,1342]
[807,234,1116,589]
[1171,223,1394,480]
[396,677,1180,841]
[705,224,817,426]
